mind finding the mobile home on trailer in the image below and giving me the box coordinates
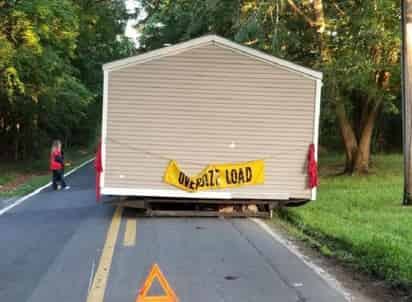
[100,35,322,209]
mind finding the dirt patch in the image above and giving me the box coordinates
[268,220,412,302]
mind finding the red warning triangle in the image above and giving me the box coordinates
[136,263,178,302]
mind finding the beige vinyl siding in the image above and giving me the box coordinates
[104,42,316,199]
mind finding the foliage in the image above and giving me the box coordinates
[137,0,402,169]
[281,153,412,288]
[0,0,137,160]
[0,144,96,197]
[138,0,241,51]
[73,0,136,95]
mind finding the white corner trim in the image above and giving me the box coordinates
[101,70,109,188]
[103,35,323,80]
[101,187,290,200]
[0,157,95,216]
[251,219,352,301]
[311,79,323,201]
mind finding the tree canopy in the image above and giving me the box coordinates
[0,0,136,160]
[138,0,401,173]
[0,0,402,173]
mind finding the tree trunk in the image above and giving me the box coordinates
[313,0,328,63]
[313,0,325,33]
[14,120,20,161]
[336,102,358,173]
[14,136,19,161]
[353,105,380,173]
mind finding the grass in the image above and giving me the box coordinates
[278,153,412,288]
[0,146,95,198]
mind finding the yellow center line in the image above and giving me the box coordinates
[86,206,123,302]
[123,216,137,247]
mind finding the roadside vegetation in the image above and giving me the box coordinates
[0,144,95,197]
[278,153,412,288]
[0,1,136,162]
[0,1,136,197]
[138,0,401,174]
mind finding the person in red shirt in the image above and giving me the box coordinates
[50,140,69,190]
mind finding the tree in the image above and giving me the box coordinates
[70,0,137,145]
[0,0,137,160]
[0,0,89,159]
[330,1,400,173]
[234,0,401,173]
[138,0,241,51]
[138,0,401,174]
[72,0,136,95]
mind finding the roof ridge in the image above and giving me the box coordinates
[103,35,322,80]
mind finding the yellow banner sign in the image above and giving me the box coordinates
[164,160,265,192]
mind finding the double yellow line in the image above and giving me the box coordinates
[86,207,137,302]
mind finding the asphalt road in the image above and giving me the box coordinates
[0,164,348,302]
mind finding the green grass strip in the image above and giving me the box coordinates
[279,153,412,289]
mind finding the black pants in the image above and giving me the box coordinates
[52,170,66,190]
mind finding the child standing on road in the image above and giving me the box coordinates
[50,140,70,190]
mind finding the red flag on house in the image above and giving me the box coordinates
[308,144,318,189]
[95,140,103,202]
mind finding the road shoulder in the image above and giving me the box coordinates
[258,217,411,302]
[0,158,94,215]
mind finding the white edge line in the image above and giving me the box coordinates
[88,260,96,293]
[0,157,95,216]
[251,218,352,301]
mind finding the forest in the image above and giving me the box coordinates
[138,0,402,174]
[0,0,402,175]
[0,0,136,161]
